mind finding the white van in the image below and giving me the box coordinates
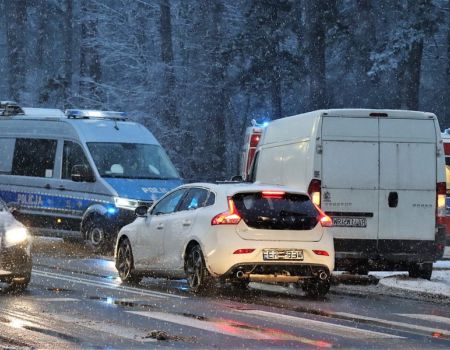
[249,109,447,278]
[0,102,182,252]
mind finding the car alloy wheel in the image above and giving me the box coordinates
[185,245,212,294]
[116,238,141,284]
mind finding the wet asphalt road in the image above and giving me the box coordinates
[0,239,449,349]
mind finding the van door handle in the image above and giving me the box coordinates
[44,184,51,189]
[58,185,65,191]
[388,192,398,208]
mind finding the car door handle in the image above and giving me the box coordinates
[156,224,164,230]
[182,220,191,227]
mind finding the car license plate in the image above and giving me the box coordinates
[332,217,367,227]
[263,249,304,261]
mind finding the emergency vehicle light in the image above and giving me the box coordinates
[65,109,128,120]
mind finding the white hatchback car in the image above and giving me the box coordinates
[114,183,334,297]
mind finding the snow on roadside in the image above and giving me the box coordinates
[367,260,450,300]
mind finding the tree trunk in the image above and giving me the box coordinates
[304,1,327,110]
[80,0,102,107]
[159,0,177,128]
[401,40,423,110]
[63,0,73,107]
[7,0,27,101]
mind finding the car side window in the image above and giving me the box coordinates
[205,192,215,206]
[151,189,187,215]
[62,141,92,179]
[177,188,209,211]
[11,138,57,177]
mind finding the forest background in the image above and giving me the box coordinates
[1,0,448,180]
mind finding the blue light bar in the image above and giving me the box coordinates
[65,109,127,120]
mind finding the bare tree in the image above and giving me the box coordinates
[7,0,27,101]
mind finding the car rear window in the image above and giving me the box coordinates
[232,192,319,230]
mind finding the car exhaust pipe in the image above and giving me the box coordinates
[318,271,328,281]
[236,270,245,279]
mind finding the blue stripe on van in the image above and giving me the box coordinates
[0,190,112,214]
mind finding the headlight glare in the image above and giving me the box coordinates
[5,227,28,246]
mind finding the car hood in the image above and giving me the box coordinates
[103,178,183,202]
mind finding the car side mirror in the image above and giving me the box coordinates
[71,164,95,182]
[135,205,149,218]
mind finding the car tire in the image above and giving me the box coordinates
[184,245,213,294]
[116,238,142,285]
[302,278,331,298]
[85,217,113,255]
[408,262,432,280]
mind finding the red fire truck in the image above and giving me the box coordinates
[441,129,450,242]
[239,120,269,180]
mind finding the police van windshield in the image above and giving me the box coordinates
[87,143,179,179]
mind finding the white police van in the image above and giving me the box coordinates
[0,101,182,253]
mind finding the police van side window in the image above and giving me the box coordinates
[0,138,15,174]
[12,138,57,178]
[62,141,92,179]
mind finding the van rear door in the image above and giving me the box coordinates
[378,119,436,248]
[321,117,379,253]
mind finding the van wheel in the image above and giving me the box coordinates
[408,262,433,280]
[302,278,330,298]
[85,217,113,255]
[116,238,142,285]
[184,245,213,294]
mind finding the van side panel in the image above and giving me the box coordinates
[256,146,285,185]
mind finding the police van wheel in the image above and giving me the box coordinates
[85,218,112,255]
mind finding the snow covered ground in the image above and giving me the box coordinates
[334,249,450,303]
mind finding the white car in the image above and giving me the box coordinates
[0,198,32,290]
[114,183,335,297]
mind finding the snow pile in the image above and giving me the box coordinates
[372,261,450,300]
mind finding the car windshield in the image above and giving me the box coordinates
[233,192,319,230]
[87,142,180,179]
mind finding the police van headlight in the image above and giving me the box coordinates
[5,227,28,247]
[114,197,139,210]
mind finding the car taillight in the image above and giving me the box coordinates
[233,248,255,254]
[261,191,285,199]
[314,203,332,227]
[437,182,446,223]
[313,250,330,256]
[308,179,321,206]
[211,197,241,225]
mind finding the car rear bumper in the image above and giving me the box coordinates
[203,231,335,277]
[0,243,32,281]
[222,262,331,283]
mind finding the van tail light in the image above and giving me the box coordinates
[211,197,241,225]
[308,179,321,207]
[436,182,446,224]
